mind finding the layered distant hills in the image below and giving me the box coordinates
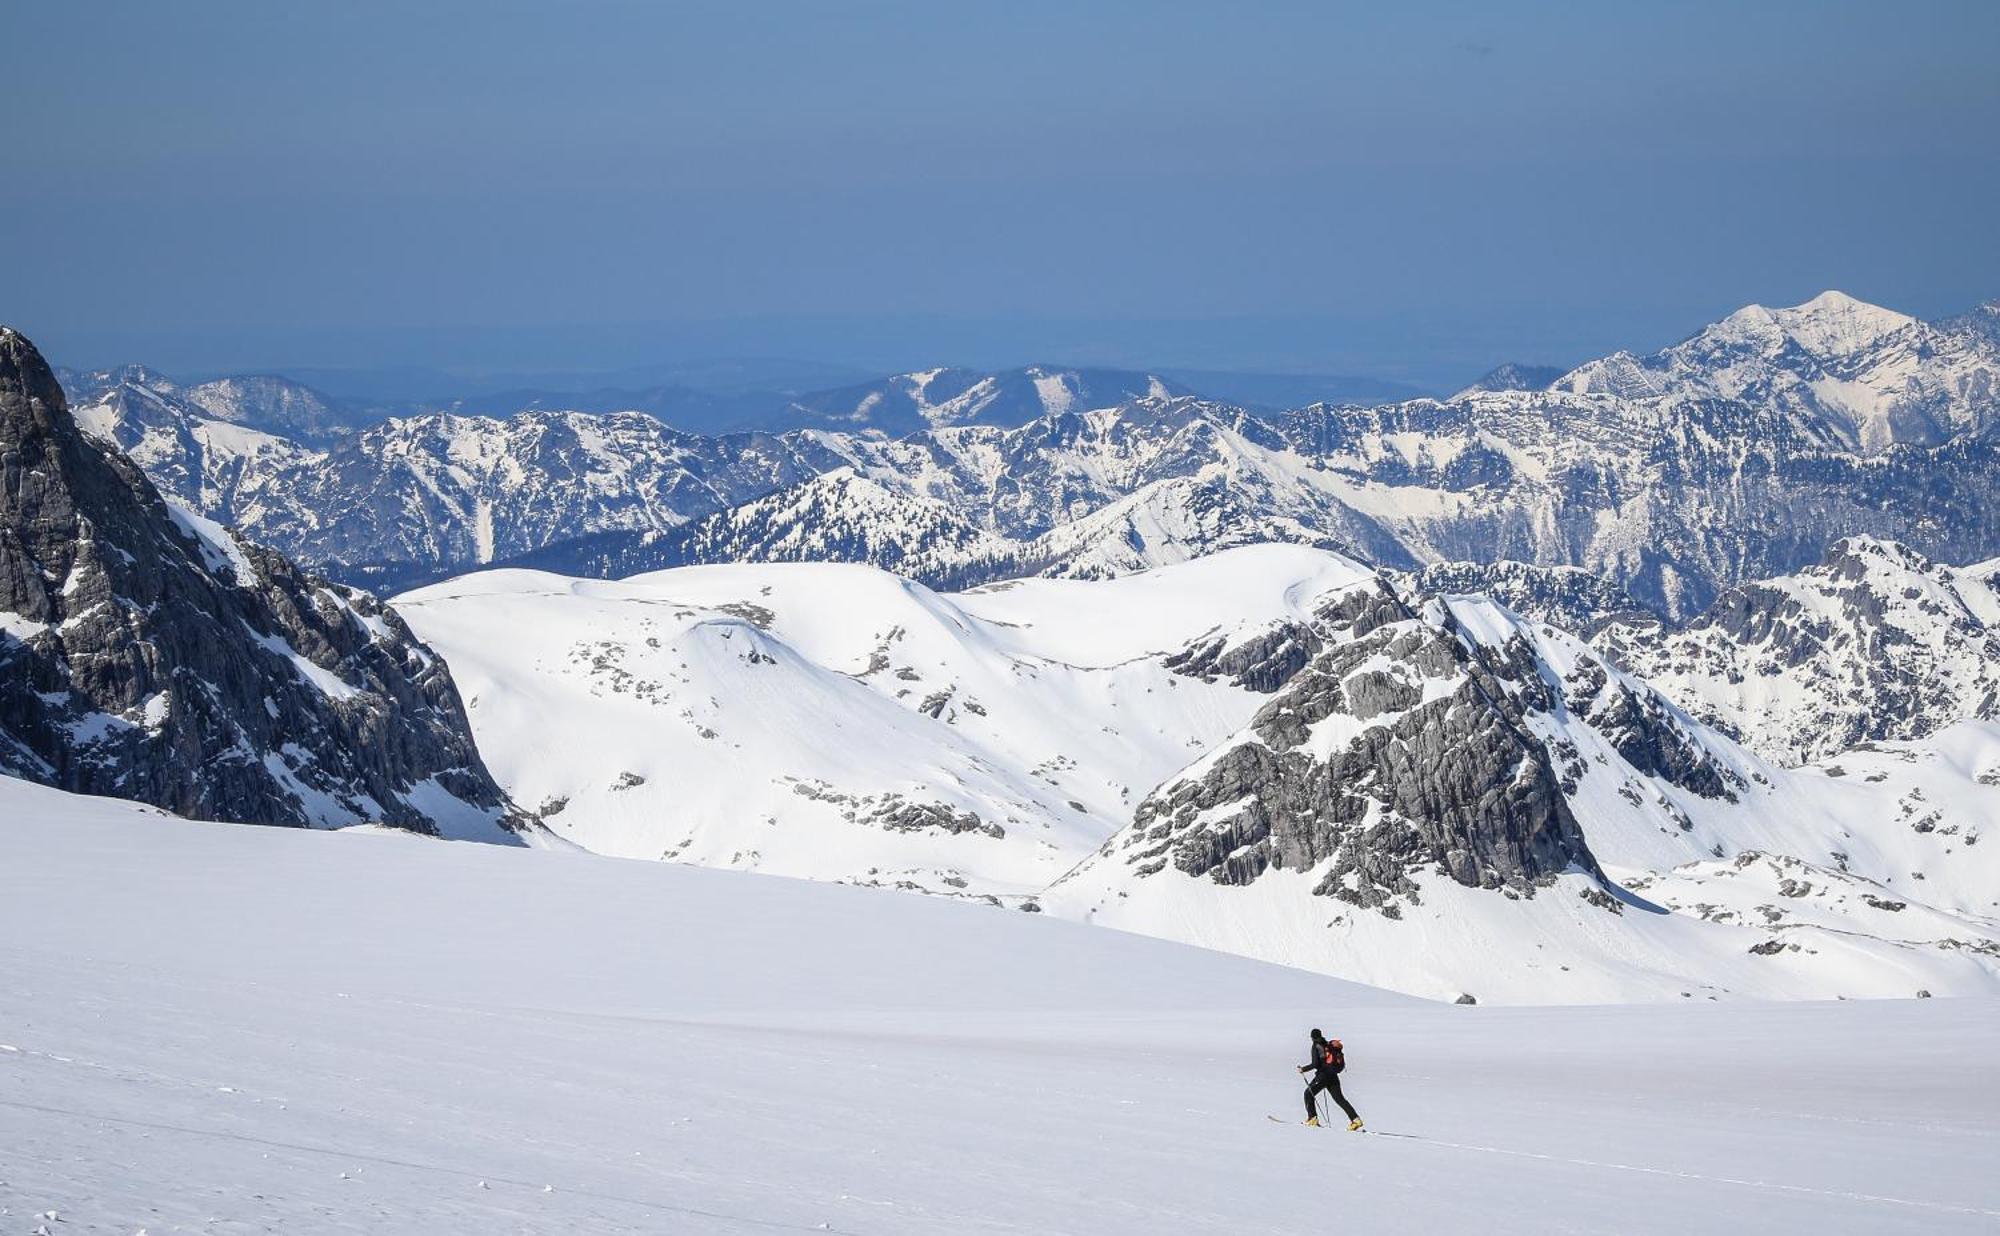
[58,291,2000,615]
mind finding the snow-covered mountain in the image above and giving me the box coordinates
[1,327,519,838]
[1596,537,2000,765]
[59,292,2000,618]
[1393,559,1649,635]
[1555,290,2000,453]
[781,365,1188,436]
[1451,361,1566,397]
[525,401,1421,585]
[398,545,2000,1002]
[396,547,1369,896]
[64,367,316,516]
[510,295,2000,618]
[1040,560,2000,1002]
[62,364,363,444]
[237,411,843,588]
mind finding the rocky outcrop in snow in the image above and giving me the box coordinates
[1596,537,2000,765]
[2,327,518,836]
[1085,576,1752,916]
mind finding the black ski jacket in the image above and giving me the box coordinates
[1305,1037,1342,1074]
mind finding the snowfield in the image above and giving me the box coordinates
[395,547,2000,1004]
[393,547,1370,896]
[3,778,1998,1234]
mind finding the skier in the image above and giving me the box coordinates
[1297,1027,1363,1130]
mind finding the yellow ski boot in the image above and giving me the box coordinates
[1347,1118,1365,1132]
[1304,1116,1322,1128]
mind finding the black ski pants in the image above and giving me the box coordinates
[1304,1068,1358,1122]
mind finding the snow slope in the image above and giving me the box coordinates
[4,777,1998,1235]
[394,546,1369,896]
[395,546,2000,1002]
[1043,577,2000,1003]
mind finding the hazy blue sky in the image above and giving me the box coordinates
[6,0,1998,386]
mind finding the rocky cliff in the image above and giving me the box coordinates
[1,327,519,837]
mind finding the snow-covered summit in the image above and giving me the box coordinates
[1555,290,2000,452]
[1763,289,1920,356]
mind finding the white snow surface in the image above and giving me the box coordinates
[1045,584,2000,1003]
[395,546,1365,895]
[4,776,1998,1235]
[396,546,2000,1004]
[1555,290,2000,453]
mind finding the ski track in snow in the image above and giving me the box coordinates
[9,1089,1992,1230]
[3,784,1999,1234]
[1356,1129,2000,1221]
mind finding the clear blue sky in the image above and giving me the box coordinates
[6,0,1998,386]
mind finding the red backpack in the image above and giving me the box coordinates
[1321,1038,1345,1073]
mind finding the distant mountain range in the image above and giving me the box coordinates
[58,359,1429,438]
[55,292,2000,613]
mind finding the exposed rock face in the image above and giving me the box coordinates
[1596,536,2000,765]
[1111,582,1588,911]
[1093,577,1756,916]
[1,327,518,836]
[1165,618,1323,693]
[1395,560,1647,637]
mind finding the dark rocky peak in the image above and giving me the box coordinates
[1099,570,1758,919]
[0,326,521,838]
[1108,577,1613,916]
[1815,535,1945,581]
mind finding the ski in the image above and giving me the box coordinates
[1268,1114,1374,1133]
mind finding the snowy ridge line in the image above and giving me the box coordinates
[1357,1129,2000,1220]
[67,291,2000,619]
[400,549,2000,1002]
[0,1095,903,1235]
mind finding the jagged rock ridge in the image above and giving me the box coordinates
[2,327,518,836]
